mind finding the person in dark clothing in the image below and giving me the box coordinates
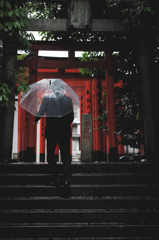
[34,92,74,192]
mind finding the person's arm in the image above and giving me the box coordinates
[64,99,74,124]
[68,97,74,123]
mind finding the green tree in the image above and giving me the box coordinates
[0,0,34,161]
[106,0,159,30]
[79,50,144,149]
[105,0,159,159]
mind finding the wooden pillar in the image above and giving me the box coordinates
[139,33,159,160]
[102,85,107,161]
[117,135,125,156]
[80,89,84,151]
[94,78,103,161]
[105,51,118,161]
[22,110,28,161]
[0,38,17,161]
[40,117,45,162]
[26,50,38,162]
[83,83,87,114]
[85,80,92,114]
[18,93,22,160]
[84,80,93,162]
[80,89,84,116]
[92,80,96,161]
[55,144,60,162]
[18,92,28,161]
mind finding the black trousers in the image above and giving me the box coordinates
[47,129,71,182]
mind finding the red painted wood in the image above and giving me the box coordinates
[18,93,22,155]
[38,58,106,69]
[94,78,103,155]
[102,85,107,158]
[92,80,96,155]
[27,50,38,161]
[30,42,112,51]
[85,80,92,114]
[40,117,46,160]
[105,51,117,150]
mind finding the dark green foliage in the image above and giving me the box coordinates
[79,48,144,149]
[106,0,159,30]
[0,1,34,108]
[79,51,105,79]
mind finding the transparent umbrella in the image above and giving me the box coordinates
[20,78,80,117]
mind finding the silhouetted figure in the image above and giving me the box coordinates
[35,93,74,195]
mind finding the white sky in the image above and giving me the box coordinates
[18,31,84,58]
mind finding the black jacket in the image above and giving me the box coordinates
[35,94,74,139]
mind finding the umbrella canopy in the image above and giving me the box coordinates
[20,78,80,117]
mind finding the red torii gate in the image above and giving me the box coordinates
[17,43,127,162]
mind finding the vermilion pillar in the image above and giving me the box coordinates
[80,89,84,151]
[92,79,96,161]
[102,85,107,161]
[105,51,118,161]
[94,78,103,161]
[55,144,59,162]
[85,80,92,114]
[18,93,22,160]
[40,117,45,162]
[26,49,38,162]
[18,93,28,161]
[118,135,125,156]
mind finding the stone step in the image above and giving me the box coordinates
[0,224,158,238]
[0,238,158,240]
[0,173,158,185]
[0,196,158,210]
[0,162,158,174]
[0,162,158,240]
[0,210,158,224]
[0,184,158,197]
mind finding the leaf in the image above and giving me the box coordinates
[20,11,26,17]
[0,0,4,8]
[3,83,8,88]
[14,9,20,17]
[2,95,9,101]
[8,10,13,17]
[0,11,4,18]
[13,21,21,29]
[5,1,11,9]
[22,19,29,26]
[14,72,19,80]
[0,95,2,101]
[2,88,6,94]
[6,88,11,93]
[0,23,4,30]
[13,21,18,28]
[7,22,12,30]
[20,20,25,27]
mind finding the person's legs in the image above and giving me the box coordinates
[58,135,71,183]
[47,134,59,184]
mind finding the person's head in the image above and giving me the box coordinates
[52,79,65,90]
[51,79,66,97]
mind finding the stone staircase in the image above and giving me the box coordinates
[0,161,159,240]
